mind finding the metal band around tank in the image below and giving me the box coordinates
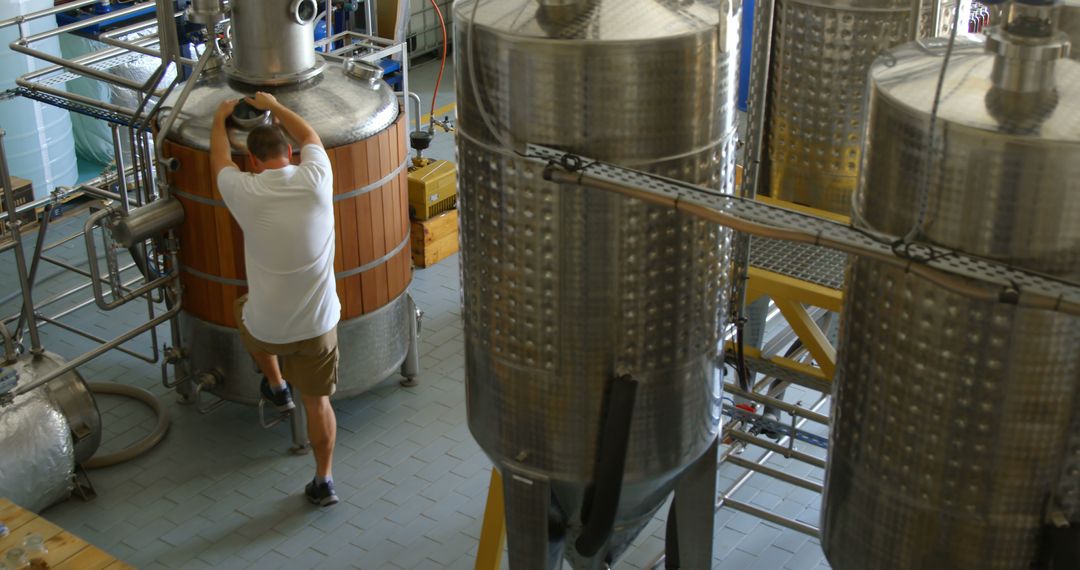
[178,234,411,286]
[169,159,409,207]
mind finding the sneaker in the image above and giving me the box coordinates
[260,377,295,412]
[305,479,339,507]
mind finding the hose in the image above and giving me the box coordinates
[576,374,640,557]
[83,382,170,469]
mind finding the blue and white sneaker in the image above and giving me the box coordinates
[259,377,295,412]
[305,479,339,507]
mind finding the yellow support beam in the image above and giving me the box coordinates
[726,343,831,392]
[746,267,844,313]
[772,297,837,379]
[475,469,506,570]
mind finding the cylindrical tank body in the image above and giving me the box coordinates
[163,46,412,402]
[750,0,961,214]
[0,353,102,512]
[0,0,78,199]
[823,36,1080,569]
[226,0,323,85]
[456,0,737,565]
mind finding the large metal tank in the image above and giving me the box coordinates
[0,352,102,512]
[748,0,962,214]
[824,5,1080,568]
[455,0,738,566]
[162,0,417,403]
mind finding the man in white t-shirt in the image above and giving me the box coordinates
[211,93,340,507]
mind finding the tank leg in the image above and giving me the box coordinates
[669,436,720,568]
[289,394,311,455]
[502,466,564,570]
[400,295,422,387]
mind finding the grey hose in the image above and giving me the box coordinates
[83,382,170,469]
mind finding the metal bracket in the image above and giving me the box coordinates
[526,145,1080,316]
[160,346,184,389]
[257,398,293,429]
[193,372,227,415]
[72,464,97,502]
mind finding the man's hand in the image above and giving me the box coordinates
[246,92,279,112]
[215,99,240,123]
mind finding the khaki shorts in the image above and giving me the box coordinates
[234,295,339,397]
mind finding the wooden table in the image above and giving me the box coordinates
[0,499,132,570]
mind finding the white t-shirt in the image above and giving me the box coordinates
[217,145,340,344]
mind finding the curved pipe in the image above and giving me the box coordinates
[83,383,170,469]
[576,374,639,558]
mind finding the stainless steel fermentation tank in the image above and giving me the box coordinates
[456,0,738,567]
[747,0,964,214]
[162,0,419,405]
[824,3,1080,568]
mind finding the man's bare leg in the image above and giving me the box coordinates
[249,349,285,389]
[301,394,336,479]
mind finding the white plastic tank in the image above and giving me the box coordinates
[0,0,78,199]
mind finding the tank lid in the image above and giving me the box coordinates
[870,36,1080,139]
[160,63,399,152]
[456,0,722,40]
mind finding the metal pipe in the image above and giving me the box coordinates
[40,255,99,282]
[10,42,150,92]
[725,430,827,469]
[36,314,157,364]
[155,45,218,172]
[20,36,166,82]
[18,1,156,44]
[80,184,123,202]
[326,0,333,44]
[722,498,820,537]
[83,208,178,310]
[112,126,131,214]
[0,131,42,353]
[95,35,197,68]
[724,383,830,425]
[153,0,181,72]
[42,274,143,323]
[13,204,54,343]
[12,303,180,396]
[0,0,98,29]
[543,168,1080,317]
[365,0,376,35]
[0,194,51,224]
[723,456,823,492]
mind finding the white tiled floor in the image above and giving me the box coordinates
[0,59,832,569]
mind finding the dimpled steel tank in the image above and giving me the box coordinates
[823,27,1080,570]
[455,0,737,566]
[751,0,961,214]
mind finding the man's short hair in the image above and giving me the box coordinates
[247,125,291,161]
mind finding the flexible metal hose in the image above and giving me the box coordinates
[83,382,170,469]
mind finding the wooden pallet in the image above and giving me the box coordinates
[0,498,133,569]
[411,209,458,268]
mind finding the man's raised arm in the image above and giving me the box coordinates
[210,99,241,178]
[247,92,322,149]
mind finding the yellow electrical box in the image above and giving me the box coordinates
[408,159,457,221]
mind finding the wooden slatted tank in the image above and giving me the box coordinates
[160,53,419,404]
